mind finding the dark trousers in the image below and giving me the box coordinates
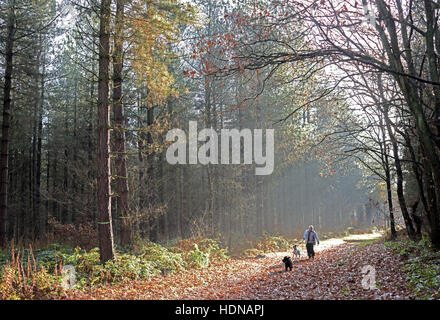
[306,243,315,258]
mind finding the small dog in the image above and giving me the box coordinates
[292,245,301,259]
[282,256,293,271]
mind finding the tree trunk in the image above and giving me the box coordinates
[0,2,15,248]
[97,0,115,262]
[112,0,131,246]
[158,149,167,241]
[398,127,430,230]
[35,45,45,238]
[46,149,50,230]
[147,106,157,242]
[89,40,96,223]
[378,75,415,238]
[52,150,57,219]
[63,117,69,223]
[178,166,184,239]
[72,47,78,225]
[379,112,397,239]
[137,92,146,238]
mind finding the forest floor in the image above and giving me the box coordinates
[68,232,412,300]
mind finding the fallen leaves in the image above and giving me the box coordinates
[66,241,411,300]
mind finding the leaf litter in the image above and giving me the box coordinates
[67,239,412,300]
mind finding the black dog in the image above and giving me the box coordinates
[282,256,293,271]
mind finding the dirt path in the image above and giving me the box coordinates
[69,233,412,300]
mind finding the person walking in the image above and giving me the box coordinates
[303,225,319,260]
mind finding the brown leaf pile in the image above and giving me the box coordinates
[68,242,411,300]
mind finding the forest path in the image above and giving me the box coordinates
[69,232,411,300]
